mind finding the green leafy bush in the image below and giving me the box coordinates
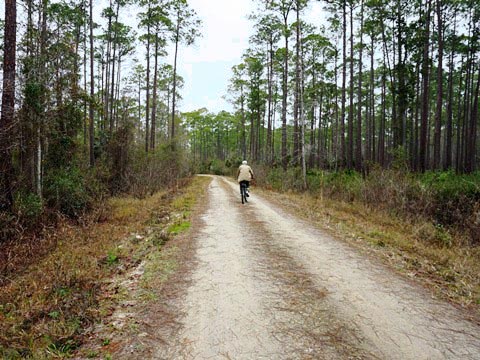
[14,191,43,222]
[419,171,480,225]
[43,167,92,218]
[0,212,16,242]
[262,166,307,191]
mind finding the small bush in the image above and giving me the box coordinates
[14,191,43,222]
[261,166,306,191]
[168,221,191,235]
[126,144,191,198]
[414,223,453,248]
[420,171,480,227]
[43,167,92,218]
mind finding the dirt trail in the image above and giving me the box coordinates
[156,176,480,359]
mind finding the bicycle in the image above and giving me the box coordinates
[240,181,249,204]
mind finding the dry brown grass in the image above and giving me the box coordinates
[256,188,480,319]
[75,175,211,359]
[0,177,202,359]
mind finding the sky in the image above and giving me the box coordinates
[174,0,327,114]
[171,0,256,114]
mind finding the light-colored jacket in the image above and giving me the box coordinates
[237,164,254,183]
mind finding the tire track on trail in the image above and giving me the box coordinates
[156,175,480,359]
[157,176,284,359]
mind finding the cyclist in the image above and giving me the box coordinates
[237,160,254,197]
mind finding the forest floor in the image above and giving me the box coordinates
[75,175,480,360]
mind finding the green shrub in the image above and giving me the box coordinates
[0,211,16,242]
[419,171,480,228]
[262,167,286,191]
[43,167,92,218]
[322,170,362,201]
[14,191,43,222]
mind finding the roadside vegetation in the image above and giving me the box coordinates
[0,175,208,359]
[250,166,480,314]
[1,0,480,354]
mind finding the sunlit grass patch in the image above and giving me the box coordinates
[141,246,179,292]
[168,221,191,235]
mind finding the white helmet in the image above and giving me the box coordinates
[242,160,247,165]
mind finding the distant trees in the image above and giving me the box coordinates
[222,0,480,174]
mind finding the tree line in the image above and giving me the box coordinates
[211,0,480,180]
[0,0,200,217]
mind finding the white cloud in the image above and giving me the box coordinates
[175,0,254,64]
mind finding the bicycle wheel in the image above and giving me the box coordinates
[241,184,248,204]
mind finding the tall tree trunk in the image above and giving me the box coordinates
[379,64,386,166]
[151,34,159,150]
[333,46,339,169]
[115,56,122,126]
[267,39,273,164]
[444,12,455,170]
[310,49,317,169]
[368,35,375,162]
[104,0,112,131]
[0,0,17,210]
[395,0,406,150]
[171,13,180,142]
[455,57,464,172]
[109,0,120,133]
[461,21,474,173]
[433,0,444,169]
[88,0,95,167]
[293,2,300,165]
[340,0,347,168]
[317,88,324,168]
[412,63,420,170]
[281,14,289,170]
[36,0,48,197]
[466,64,480,173]
[355,0,364,172]
[83,0,88,146]
[419,0,431,172]
[299,17,306,189]
[240,84,247,160]
[145,14,151,152]
[138,71,142,131]
[272,79,278,161]
[347,3,354,169]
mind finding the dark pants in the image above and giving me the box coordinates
[239,180,250,194]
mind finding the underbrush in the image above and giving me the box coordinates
[256,165,480,246]
[0,176,204,359]
[0,143,192,246]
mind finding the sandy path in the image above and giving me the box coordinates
[157,176,480,359]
